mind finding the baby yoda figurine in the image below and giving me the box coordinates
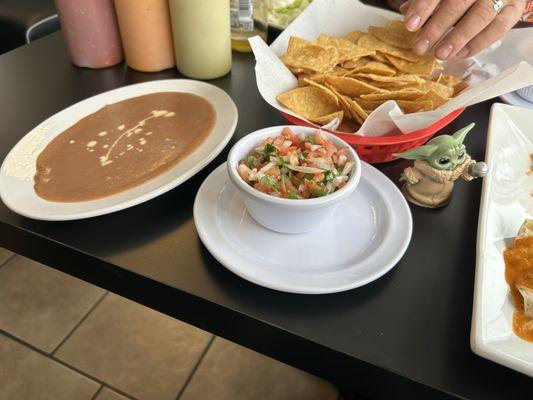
[393,123,488,208]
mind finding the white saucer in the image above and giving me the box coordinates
[193,162,412,294]
[499,91,533,110]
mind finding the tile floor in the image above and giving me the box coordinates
[0,250,339,400]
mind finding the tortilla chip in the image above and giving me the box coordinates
[314,110,344,125]
[396,99,434,113]
[353,98,433,113]
[419,81,454,98]
[298,74,311,87]
[341,57,372,69]
[383,53,441,75]
[324,75,382,97]
[370,52,389,63]
[353,61,397,76]
[303,78,341,106]
[361,89,426,101]
[281,38,340,73]
[329,66,351,76]
[277,86,341,123]
[357,34,418,62]
[368,20,417,50]
[343,30,366,43]
[286,37,315,54]
[316,34,375,62]
[436,74,469,96]
[288,66,315,75]
[353,73,425,84]
[415,89,448,108]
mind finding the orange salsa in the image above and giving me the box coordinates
[504,234,533,341]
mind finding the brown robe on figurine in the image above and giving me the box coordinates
[393,123,488,208]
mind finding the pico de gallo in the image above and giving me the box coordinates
[237,128,354,199]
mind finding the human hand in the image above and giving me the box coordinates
[399,0,526,59]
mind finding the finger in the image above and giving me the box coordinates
[403,0,441,32]
[412,0,476,55]
[400,1,410,14]
[456,3,523,57]
[435,0,502,59]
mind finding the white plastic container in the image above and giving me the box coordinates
[227,126,361,234]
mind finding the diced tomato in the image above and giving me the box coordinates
[261,137,273,146]
[238,164,251,183]
[295,172,306,180]
[314,173,325,181]
[253,182,269,193]
[337,148,349,157]
[324,141,337,157]
[265,166,280,178]
[337,182,346,189]
[315,130,327,145]
[282,127,300,145]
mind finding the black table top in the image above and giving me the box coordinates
[1,32,531,400]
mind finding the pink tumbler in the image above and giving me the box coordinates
[54,0,124,68]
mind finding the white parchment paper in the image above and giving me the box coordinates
[249,0,533,136]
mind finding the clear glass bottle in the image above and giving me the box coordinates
[230,0,268,53]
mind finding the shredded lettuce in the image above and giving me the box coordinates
[268,0,312,27]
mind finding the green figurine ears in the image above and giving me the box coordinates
[393,123,475,161]
[451,122,475,144]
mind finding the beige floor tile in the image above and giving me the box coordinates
[56,293,212,400]
[181,337,339,400]
[95,387,130,400]
[0,334,99,400]
[0,247,13,266]
[0,256,105,353]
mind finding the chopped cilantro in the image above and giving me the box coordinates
[246,155,254,169]
[301,152,309,158]
[307,135,315,145]
[263,143,277,159]
[323,170,334,183]
[305,173,314,180]
[289,189,298,199]
[260,175,279,192]
[311,186,329,197]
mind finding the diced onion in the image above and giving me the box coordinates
[284,164,324,174]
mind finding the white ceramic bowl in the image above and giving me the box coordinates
[227,126,361,234]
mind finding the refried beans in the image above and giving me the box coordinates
[34,92,215,202]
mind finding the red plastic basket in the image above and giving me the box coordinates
[280,107,466,163]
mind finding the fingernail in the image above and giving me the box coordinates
[436,44,453,60]
[406,14,421,31]
[457,47,470,58]
[413,38,430,55]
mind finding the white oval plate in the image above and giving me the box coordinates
[194,162,412,294]
[0,80,238,221]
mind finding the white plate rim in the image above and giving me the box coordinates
[0,79,238,221]
[194,162,412,294]
[499,92,533,110]
[471,102,533,376]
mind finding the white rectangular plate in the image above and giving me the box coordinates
[471,103,533,376]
